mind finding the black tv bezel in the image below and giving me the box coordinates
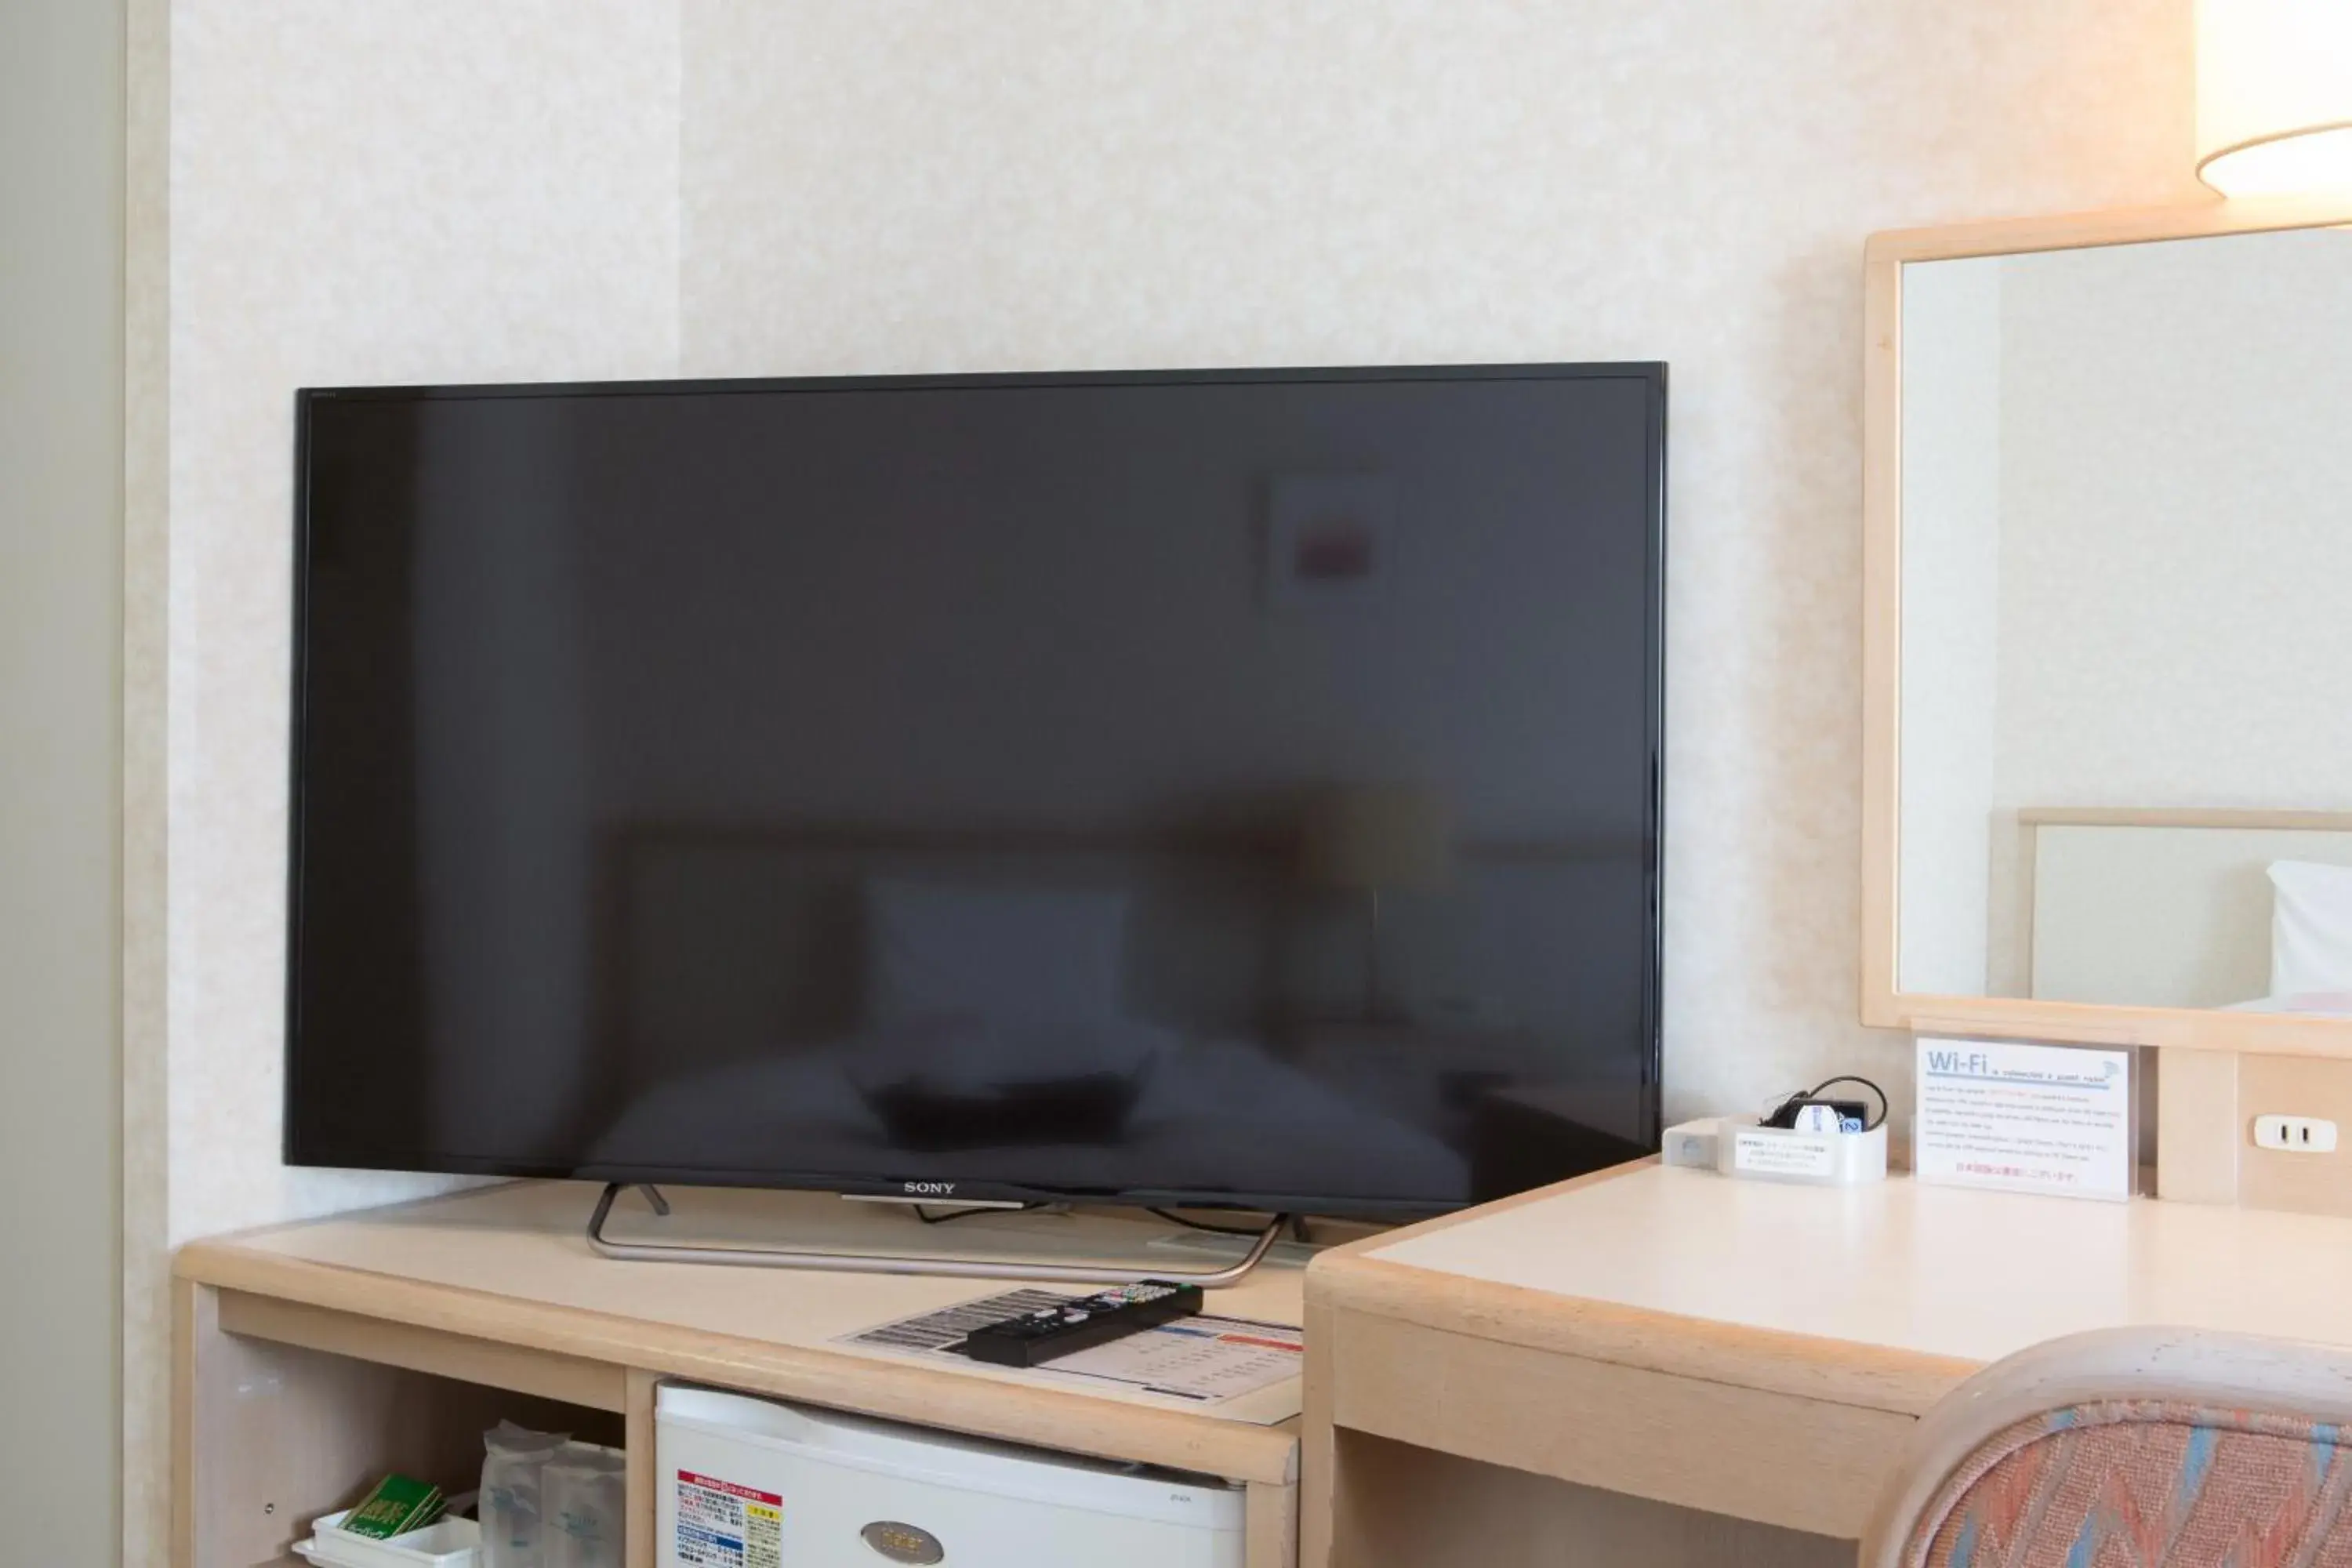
[285,361,1668,1217]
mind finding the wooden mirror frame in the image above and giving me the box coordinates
[1860,194,2352,1058]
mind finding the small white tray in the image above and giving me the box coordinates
[294,1509,481,1568]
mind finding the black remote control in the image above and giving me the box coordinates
[958,1281,1206,1368]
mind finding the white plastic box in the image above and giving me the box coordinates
[294,1511,481,1568]
[1715,1114,1889,1185]
[656,1385,1246,1567]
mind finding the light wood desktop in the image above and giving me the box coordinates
[1301,1157,2352,1567]
[172,1182,1305,1568]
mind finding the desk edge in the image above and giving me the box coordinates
[1306,1157,1980,1418]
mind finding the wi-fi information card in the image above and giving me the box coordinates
[1914,1038,2134,1201]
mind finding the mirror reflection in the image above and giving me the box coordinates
[1898,227,2352,1014]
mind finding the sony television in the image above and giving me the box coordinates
[287,364,1665,1216]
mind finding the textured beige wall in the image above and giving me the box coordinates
[128,5,682,1561]
[162,0,684,1247]
[679,0,2205,1123]
[1,0,125,1562]
[121,1,169,1558]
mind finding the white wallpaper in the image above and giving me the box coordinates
[133,4,681,1561]
[165,0,681,1247]
[136,1,2201,1560]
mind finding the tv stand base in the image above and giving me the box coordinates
[582,1181,1289,1287]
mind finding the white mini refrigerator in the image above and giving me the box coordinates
[656,1386,1247,1568]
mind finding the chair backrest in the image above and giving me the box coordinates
[1860,1327,2352,1567]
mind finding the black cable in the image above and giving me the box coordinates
[916,1200,1277,1236]
[913,1203,1042,1225]
[1148,1206,1272,1238]
[1806,1074,1889,1131]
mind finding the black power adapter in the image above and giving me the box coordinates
[1761,1075,1888,1134]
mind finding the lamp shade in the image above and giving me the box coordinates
[1299,786,1454,893]
[2198,0,2352,196]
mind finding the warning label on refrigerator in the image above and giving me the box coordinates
[675,1470,782,1568]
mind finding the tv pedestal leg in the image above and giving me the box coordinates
[583,1182,1290,1287]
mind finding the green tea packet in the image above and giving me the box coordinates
[339,1473,446,1541]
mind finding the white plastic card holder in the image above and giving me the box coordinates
[1715,1116,1888,1185]
[1913,1036,2137,1202]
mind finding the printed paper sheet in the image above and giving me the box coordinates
[840,1288,1304,1419]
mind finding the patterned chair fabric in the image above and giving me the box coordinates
[1904,1398,2352,1567]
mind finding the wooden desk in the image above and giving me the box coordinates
[172,1182,1304,1568]
[1301,1159,2352,1567]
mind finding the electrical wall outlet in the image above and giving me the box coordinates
[2252,1114,2339,1154]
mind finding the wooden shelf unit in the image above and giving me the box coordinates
[172,1181,1305,1568]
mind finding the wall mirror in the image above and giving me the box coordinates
[1863,201,2352,1053]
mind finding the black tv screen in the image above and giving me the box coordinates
[288,365,1665,1215]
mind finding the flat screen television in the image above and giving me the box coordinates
[288,364,1665,1216]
